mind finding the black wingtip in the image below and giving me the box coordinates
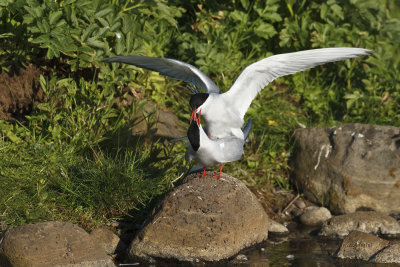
[102,57,118,63]
[242,119,252,140]
[361,49,375,56]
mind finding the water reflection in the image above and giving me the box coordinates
[244,237,389,267]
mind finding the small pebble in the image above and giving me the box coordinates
[268,220,289,236]
[294,199,306,209]
[235,254,248,261]
[286,254,295,260]
[300,207,332,226]
[291,208,304,218]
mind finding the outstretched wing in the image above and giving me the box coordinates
[224,48,374,119]
[103,55,220,94]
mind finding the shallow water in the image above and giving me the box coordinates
[245,238,342,266]
[121,226,394,266]
[243,236,389,267]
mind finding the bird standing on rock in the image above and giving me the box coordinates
[185,114,252,178]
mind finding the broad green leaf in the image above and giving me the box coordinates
[96,17,109,28]
[240,0,250,9]
[87,37,104,48]
[47,43,60,59]
[32,6,43,18]
[94,7,113,18]
[49,10,63,25]
[55,19,67,28]
[31,34,50,44]
[331,4,344,20]
[78,46,95,54]
[82,24,98,42]
[261,12,282,22]
[109,21,121,32]
[254,23,277,39]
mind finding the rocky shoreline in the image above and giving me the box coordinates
[1,123,399,266]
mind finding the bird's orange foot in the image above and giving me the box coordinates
[213,165,223,179]
[213,173,221,179]
[198,168,207,178]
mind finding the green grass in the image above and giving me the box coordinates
[0,128,186,229]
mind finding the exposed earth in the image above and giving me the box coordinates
[0,64,43,121]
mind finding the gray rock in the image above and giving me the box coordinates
[294,199,306,209]
[128,173,269,262]
[300,207,332,226]
[336,230,389,261]
[290,123,400,214]
[90,227,127,255]
[371,241,400,263]
[319,211,400,238]
[0,221,115,267]
[132,102,185,139]
[268,220,289,236]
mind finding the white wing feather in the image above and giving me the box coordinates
[103,55,220,94]
[224,48,374,119]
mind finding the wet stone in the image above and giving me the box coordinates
[230,254,248,263]
[336,230,389,261]
[371,241,400,263]
[268,220,289,237]
[319,211,400,238]
[300,207,332,226]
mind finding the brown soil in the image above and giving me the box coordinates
[0,64,44,120]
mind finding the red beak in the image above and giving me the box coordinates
[197,109,202,126]
[190,109,196,123]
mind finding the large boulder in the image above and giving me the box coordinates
[0,221,115,267]
[127,173,269,262]
[290,123,400,214]
[319,211,400,238]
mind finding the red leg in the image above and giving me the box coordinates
[199,166,207,178]
[213,165,223,179]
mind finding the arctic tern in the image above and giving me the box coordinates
[103,47,373,140]
[185,115,252,178]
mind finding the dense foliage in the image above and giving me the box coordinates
[0,0,399,228]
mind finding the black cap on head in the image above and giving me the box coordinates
[189,93,209,110]
[187,121,200,151]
